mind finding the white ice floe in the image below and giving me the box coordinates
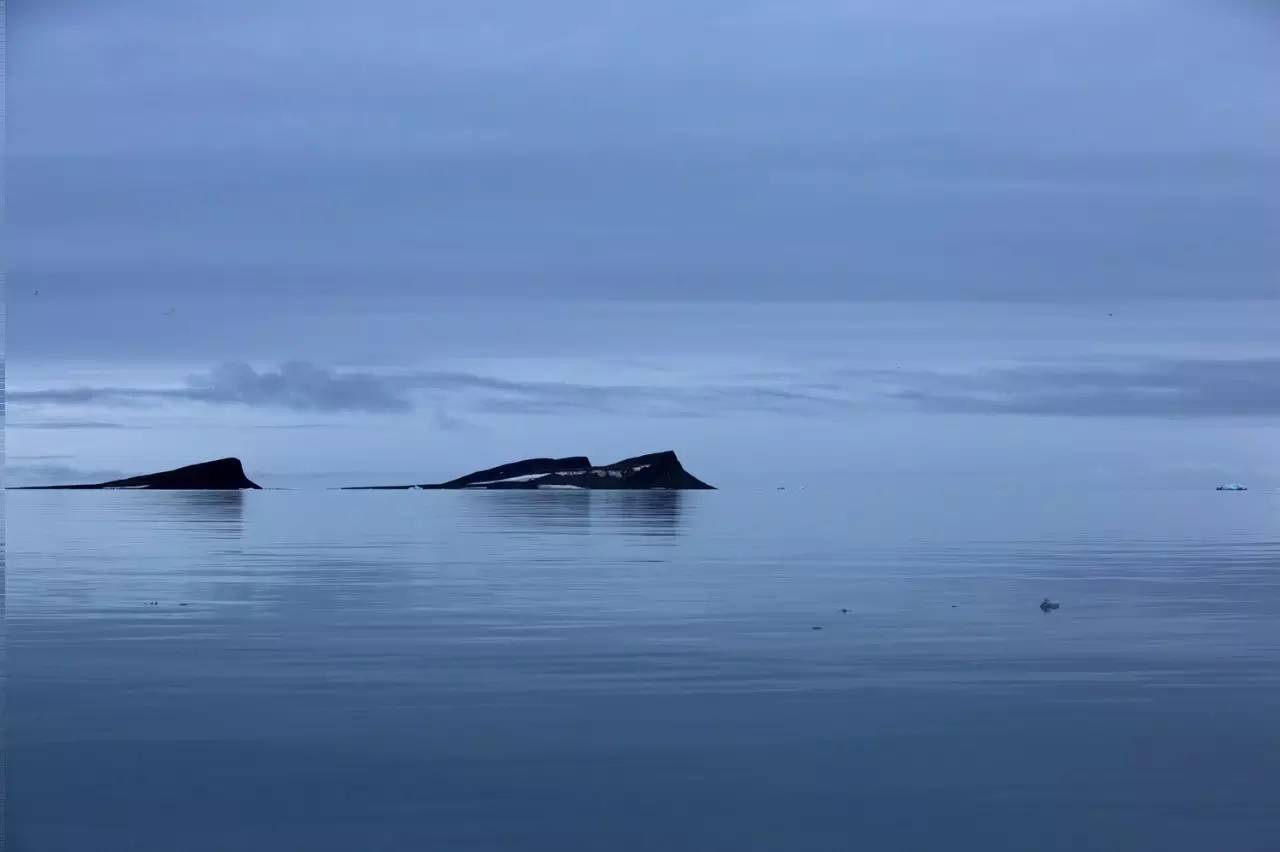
[470,461,653,486]
[591,464,649,479]
[470,470,581,485]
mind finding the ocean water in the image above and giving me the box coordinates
[5,486,1280,851]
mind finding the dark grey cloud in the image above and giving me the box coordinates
[13,357,1279,420]
[11,354,1279,422]
[7,363,409,413]
[189,362,411,413]
[6,389,164,406]
[891,358,1280,417]
[401,371,842,417]
[6,361,849,418]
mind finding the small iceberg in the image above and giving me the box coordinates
[1216,483,1247,491]
[1040,598,1060,612]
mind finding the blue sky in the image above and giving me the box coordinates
[5,1,1279,487]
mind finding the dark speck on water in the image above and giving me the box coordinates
[7,486,1280,851]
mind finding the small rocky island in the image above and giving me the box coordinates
[13,457,262,490]
[346,450,714,490]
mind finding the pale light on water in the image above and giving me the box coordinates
[7,487,1280,850]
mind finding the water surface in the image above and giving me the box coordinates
[7,487,1280,850]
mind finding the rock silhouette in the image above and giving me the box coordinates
[346,450,714,490]
[13,458,261,490]
[441,456,592,488]
[11,452,712,491]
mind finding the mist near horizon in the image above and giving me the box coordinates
[4,299,1277,491]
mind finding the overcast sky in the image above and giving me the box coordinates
[5,1,1279,487]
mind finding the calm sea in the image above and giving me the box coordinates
[6,486,1279,851]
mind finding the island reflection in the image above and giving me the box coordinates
[461,489,685,537]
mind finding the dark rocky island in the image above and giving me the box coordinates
[346,450,714,490]
[12,457,261,490]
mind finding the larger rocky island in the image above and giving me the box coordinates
[12,457,262,490]
[345,450,714,490]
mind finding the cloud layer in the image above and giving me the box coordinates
[7,363,408,413]
[9,0,1280,315]
[892,358,1280,417]
[6,361,848,418]
[9,357,1278,422]
[193,362,411,413]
